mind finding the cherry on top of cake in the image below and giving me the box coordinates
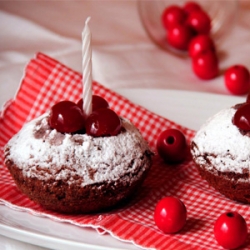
[232,93,250,132]
[49,95,122,137]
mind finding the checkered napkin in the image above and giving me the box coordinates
[0,53,249,250]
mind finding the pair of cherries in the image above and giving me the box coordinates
[154,196,248,249]
[49,95,122,137]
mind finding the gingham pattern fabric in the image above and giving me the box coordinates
[0,53,249,250]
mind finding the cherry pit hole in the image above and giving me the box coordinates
[166,136,175,145]
[226,212,234,218]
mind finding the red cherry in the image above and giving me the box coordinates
[85,108,122,137]
[49,101,85,133]
[233,103,250,131]
[214,212,248,249]
[167,24,195,51]
[192,50,219,80]
[224,65,250,95]
[186,10,211,35]
[183,1,202,15]
[154,196,187,234]
[188,34,215,58]
[77,95,109,114]
[247,92,250,103]
[156,129,187,163]
[162,5,187,30]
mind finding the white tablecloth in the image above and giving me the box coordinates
[0,1,250,249]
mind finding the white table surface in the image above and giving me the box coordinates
[0,1,250,249]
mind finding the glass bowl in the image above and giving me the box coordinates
[138,0,238,56]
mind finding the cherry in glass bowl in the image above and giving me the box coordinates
[137,0,238,56]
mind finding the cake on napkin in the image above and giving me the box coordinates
[191,100,250,204]
[4,110,152,213]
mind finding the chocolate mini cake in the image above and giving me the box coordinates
[191,105,250,204]
[4,113,152,213]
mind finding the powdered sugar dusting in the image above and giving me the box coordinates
[5,113,151,186]
[192,107,250,174]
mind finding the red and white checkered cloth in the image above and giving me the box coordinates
[0,53,249,250]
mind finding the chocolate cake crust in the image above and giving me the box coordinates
[191,142,250,204]
[5,150,151,213]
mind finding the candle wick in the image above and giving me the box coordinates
[85,16,91,25]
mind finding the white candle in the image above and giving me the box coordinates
[82,17,92,116]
